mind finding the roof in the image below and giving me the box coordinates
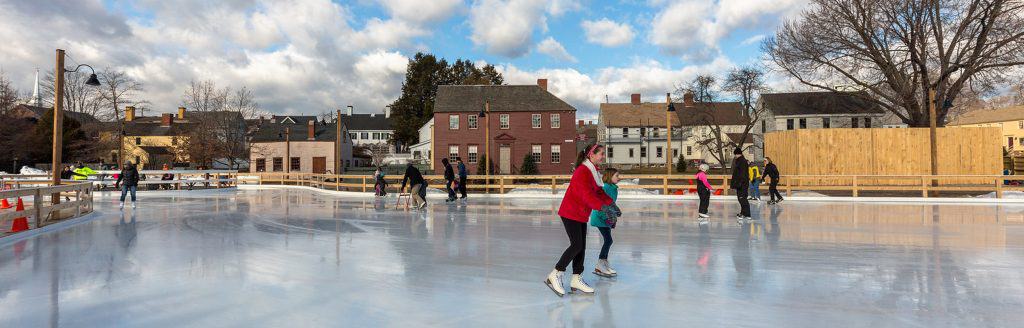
[434,85,576,113]
[599,101,749,127]
[949,105,1024,126]
[12,104,99,124]
[727,133,754,144]
[759,92,885,116]
[123,123,192,136]
[270,115,316,124]
[122,111,245,136]
[250,122,347,143]
[343,113,392,131]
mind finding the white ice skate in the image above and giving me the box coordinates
[570,274,594,294]
[119,202,124,209]
[594,259,617,278]
[736,214,747,224]
[697,213,710,225]
[544,269,566,297]
[131,202,137,209]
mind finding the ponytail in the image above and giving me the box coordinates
[575,144,604,168]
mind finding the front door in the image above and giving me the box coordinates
[499,145,511,174]
[312,157,326,174]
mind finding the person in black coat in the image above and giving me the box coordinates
[401,163,427,208]
[764,157,783,204]
[730,148,751,220]
[442,158,456,202]
[115,162,140,209]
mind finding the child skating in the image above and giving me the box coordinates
[590,168,620,278]
[696,163,714,225]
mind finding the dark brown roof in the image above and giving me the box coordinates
[434,85,576,113]
[727,133,754,144]
[759,91,885,116]
[343,113,392,131]
[600,101,749,127]
[122,111,245,136]
[12,104,99,124]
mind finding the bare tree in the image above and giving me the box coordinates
[0,70,18,116]
[98,69,146,122]
[361,143,391,167]
[676,70,766,167]
[721,66,769,157]
[42,69,103,117]
[765,0,1024,127]
[226,86,261,119]
[181,79,228,112]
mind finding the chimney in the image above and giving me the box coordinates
[684,92,695,107]
[630,93,641,105]
[578,120,585,128]
[346,105,353,116]
[537,78,548,91]
[125,106,135,121]
[307,120,315,140]
[385,106,391,118]
[177,107,186,119]
[161,113,173,127]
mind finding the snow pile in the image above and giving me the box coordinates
[616,179,659,195]
[19,166,46,175]
[975,191,1024,199]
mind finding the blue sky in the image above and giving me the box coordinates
[1,0,808,119]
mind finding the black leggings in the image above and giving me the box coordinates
[769,180,783,201]
[735,187,750,217]
[597,227,612,260]
[555,217,588,274]
[698,188,710,215]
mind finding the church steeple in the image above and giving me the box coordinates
[30,68,41,106]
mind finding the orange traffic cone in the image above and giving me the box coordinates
[9,198,28,233]
[0,198,10,209]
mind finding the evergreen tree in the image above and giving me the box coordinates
[519,153,538,175]
[476,154,493,174]
[676,154,687,173]
[31,108,91,164]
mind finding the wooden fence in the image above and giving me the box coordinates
[243,172,1024,198]
[0,170,239,190]
[765,127,1002,185]
[0,182,94,235]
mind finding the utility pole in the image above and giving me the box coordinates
[928,88,939,195]
[666,93,674,176]
[335,109,342,175]
[51,49,65,204]
[484,101,491,192]
[285,127,291,174]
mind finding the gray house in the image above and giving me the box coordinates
[758,92,886,133]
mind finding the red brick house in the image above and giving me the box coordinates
[432,80,577,175]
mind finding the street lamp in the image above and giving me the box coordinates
[666,93,675,176]
[52,49,100,204]
[478,101,490,193]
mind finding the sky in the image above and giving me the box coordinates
[0,0,810,120]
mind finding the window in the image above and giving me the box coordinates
[449,114,459,130]
[621,128,628,138]
[532,114,542,128]
[531,144,542,163]
[468,145,478,163]
[686,146,692,156]
[864,117,872,128]
[1019,121,1023,129]
[550,114,560,128]
[761,120,767,133]
[349,133,356,140]
[640,127,647,137]
[799,118,807,129]
[1009,137,1015,148]
[255,158,266,172]
[449,145,459,162]
[656,146,663,158]
[290,157,300,171]
[786,119,794,130]
[640,147,647,158]
[273,157,283,172]
[500,114,510,129]
[468,115,478,129]
[852,117,859,128]
[550,145,561,163]
[608,147,615,158]
[673,148,678,158]
[372,132,380,140]
[135,137,142,145]
[629,148,635,158]
[652,128,660,138]
[822,117,830,129]
[361,132,369,139]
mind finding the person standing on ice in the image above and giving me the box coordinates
[115,161,140,209]
[696,163,714,224]
[730,148,751,222]
[590,167,621,278]
[748,163,762,202]
[456,157,468,200]
[764,157,783,205]
[400,163,427,209]
[441,158,456,202]
[545,144,619,297]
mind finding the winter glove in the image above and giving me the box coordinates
[601,204,622,220]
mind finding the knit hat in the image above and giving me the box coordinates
[733,148,743,155]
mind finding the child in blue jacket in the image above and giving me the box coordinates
[590,167,620,277]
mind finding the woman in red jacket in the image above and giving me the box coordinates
[545,144,620,297]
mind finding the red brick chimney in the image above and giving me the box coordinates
[161,113,173,127]
[630,93,641,105]
[684,92,695,107]
[537,78,548,91]
[307,120,315,140]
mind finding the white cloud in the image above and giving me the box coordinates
[469,0,576,58]
[536,37,577,63]
[581,18,635,47]
[740,34,766,46]
[378,0,463,24]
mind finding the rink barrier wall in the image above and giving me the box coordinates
[0,170,238,190]
[0,182,93,235]
[244,172,1024,199]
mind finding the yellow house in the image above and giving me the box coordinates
[949,105,1024,153]
[101,106,190,169]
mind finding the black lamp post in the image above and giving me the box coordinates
[52,49,100,204]
[666,94,675,176]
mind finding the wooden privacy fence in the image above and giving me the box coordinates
[765,127,1002,185]
[0,182,94,235]
[243,172,1024,198]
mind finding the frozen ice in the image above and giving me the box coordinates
[1,187,1023,327]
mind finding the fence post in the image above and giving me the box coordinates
[663,176,669,195]
[786,176,792,197]
[362,176,367,192]
[852,176,858,197]
[921,176,928,198]
[34,188,42,229]
[551,176,556,195]
[500,176,505,194]
[996,177,1003,199]
[721,176,729,196]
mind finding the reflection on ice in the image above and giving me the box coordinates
[0,188,1022,327]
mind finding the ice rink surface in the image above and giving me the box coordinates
[1,187,1024,327]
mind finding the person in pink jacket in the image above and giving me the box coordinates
[696,163,714,225]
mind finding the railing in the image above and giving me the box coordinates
[0,170,239,190]
[242,172,1024,198]
[0,182,93,235]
